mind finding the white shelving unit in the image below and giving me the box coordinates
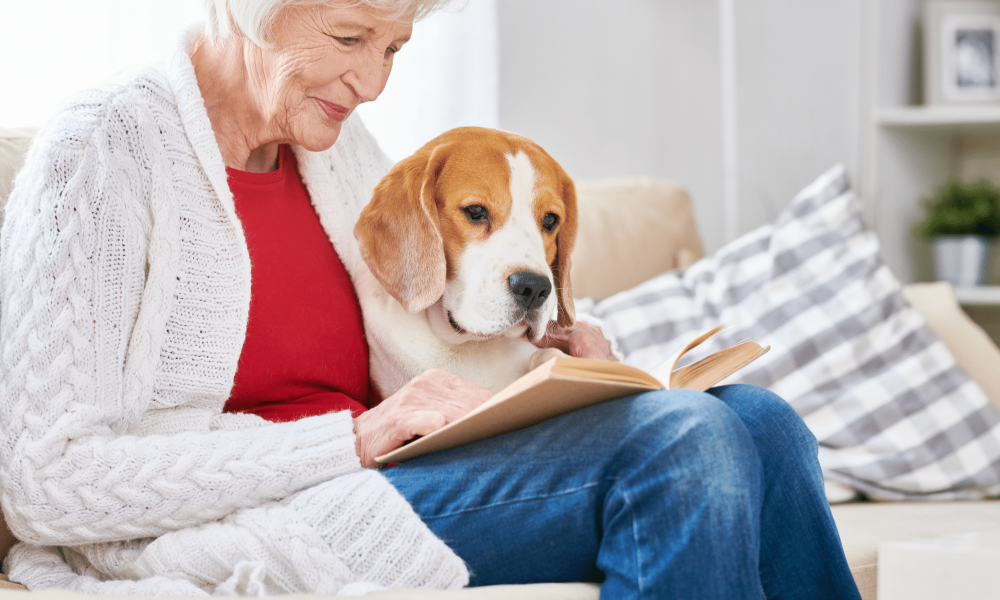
[876,106,1000,129]
[954,286,1000,305]
[862,0,1000,325]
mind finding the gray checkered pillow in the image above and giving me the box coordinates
[586,165,1000,500]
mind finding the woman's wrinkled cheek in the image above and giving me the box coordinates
[267,55,321,109]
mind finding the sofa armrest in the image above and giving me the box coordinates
[0,128,37,228]
[570,179,704,300]
[904,282,1000,413]
[0,518,14,573]
[0,127,28,565]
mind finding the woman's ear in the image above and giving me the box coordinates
[355,144,451,313]
[552,167,577,327]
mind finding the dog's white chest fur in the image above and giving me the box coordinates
[355,264,541,397]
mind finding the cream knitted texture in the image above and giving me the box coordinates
[97,472,467,594]
[5,545,209,596]
[0,31,467,593]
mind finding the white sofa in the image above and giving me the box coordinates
[3,127,1000,599]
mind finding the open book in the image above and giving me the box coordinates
[376,325,769,464]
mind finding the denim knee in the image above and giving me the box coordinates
[708,384,819,460]
[620,390,764,495]
[628,388,755,449]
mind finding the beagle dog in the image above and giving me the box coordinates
[354,126,577,399]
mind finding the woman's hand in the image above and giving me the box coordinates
[353,369,493,468]
[533,321,617,361]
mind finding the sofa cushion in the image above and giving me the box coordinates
[904,282,1000,414]
[0,574,26,590]
[0,128,34,574]
[0,127,37,228]
[362,583,600,599]
[587,164,1000,501]
[571,179,703,300]
[0,578,604,598]
[830,500,1000,600]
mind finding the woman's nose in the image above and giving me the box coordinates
[344,52,386,103]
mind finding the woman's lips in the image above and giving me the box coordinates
[314,98,350,122]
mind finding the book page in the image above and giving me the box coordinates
[552,357,665,388]
[647,324,727,384]
[668,341,770,391]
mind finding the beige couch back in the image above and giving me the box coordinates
[571,179,703,299]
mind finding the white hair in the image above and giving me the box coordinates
[204,0,459,47]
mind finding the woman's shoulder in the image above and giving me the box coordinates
[6,62,190,247]
[29,63,181,165]
[11,63,191,223]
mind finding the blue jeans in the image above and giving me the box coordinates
[384,384,862,600]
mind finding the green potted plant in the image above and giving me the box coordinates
[917,179,1000,287]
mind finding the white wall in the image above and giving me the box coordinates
[0,0,204,128]
[734,0,863,233]
[498,0,863,253]
[356,0,499,162]
[497,0,727,252]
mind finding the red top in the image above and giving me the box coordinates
[224,145,370,422]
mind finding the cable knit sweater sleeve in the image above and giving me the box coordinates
[0,81,364,547]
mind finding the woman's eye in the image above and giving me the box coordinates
[464,205,488,222]
[542,213,559,232]
[335,36,361,46]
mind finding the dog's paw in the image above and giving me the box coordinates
[528,347,567,371]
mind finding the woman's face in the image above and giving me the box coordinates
[249,3,412,151]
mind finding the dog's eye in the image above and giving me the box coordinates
[542,213,560,232]
[464,205,489,222]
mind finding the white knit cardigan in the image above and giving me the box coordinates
[0,33,468,596]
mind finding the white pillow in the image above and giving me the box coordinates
[588,165,1000,501]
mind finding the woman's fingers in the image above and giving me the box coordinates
[409,368,493,410]
[534,322,616,361]
[404,409,449,438]
[532,324,573,354]
[353,369,494,467]
[361,409,449,467]
[354,409,445,469]
[569,330,613,360]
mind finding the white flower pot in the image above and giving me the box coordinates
[932,235,995,287]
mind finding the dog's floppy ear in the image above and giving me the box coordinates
[552,166,577,327]
[355,144,451,313]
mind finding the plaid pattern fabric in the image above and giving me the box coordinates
[587,165,1000,500]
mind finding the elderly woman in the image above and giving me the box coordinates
[0,0,862,598]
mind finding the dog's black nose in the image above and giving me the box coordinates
[508,272,552,311]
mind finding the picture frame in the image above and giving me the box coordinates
[924,0,1000,105]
